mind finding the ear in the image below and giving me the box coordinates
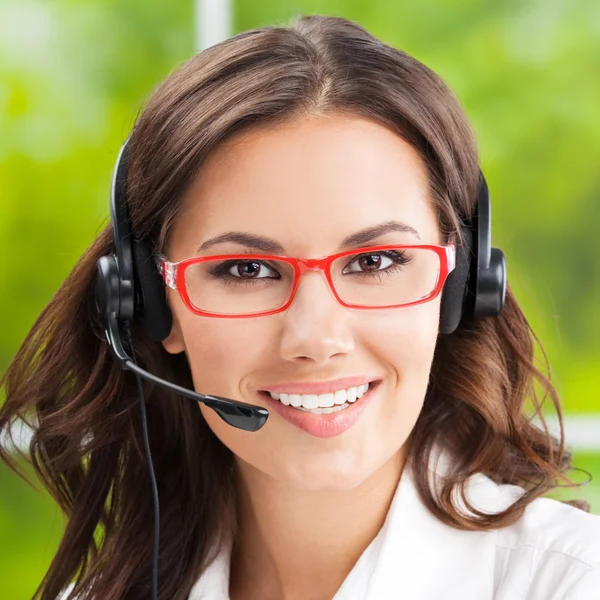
[161,312,186,354]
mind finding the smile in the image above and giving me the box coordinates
[257,380,382,438]
[267,382,371,414]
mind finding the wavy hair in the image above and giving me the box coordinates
[0,13,590,600]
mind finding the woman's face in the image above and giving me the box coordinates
[161,114,442,492]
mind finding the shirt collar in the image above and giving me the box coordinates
[189,443,522,599]
[335,443,510,599]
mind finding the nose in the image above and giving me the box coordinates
[278,269,355,365]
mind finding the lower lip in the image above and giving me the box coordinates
[258,381,382,438]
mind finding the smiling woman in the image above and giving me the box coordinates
[1,13,599,600]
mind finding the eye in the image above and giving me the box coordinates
[344,253,393,273]
[230,260,274,278]
[212,259,281,280]
[343,250,408,274]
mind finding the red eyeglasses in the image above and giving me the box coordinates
[156,244,456,318]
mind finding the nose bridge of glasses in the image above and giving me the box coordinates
[297,255,331,274]
[292,256,337,298]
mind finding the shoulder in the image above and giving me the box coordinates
[494,484,600,599]
[429,447,600,598]
[496,489,600,566]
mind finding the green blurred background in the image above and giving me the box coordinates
[1,0,599,597]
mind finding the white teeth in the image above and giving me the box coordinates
[318,393,335,407]
[347,387,357,403]
[268,383,371,411]
[333,390,347,405]
[302,394,319,409]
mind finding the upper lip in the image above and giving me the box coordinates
[258,376,382,395]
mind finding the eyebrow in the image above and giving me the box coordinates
[197,220,421,254]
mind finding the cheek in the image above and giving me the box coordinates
[178,316,285,475]
[180,317,263,394]
[367,299,440,369]
[355,301,440,450]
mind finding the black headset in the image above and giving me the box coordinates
[93,137,506,599]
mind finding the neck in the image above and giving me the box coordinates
[229,450,406,600]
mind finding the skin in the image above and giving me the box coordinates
[161,113,444,599]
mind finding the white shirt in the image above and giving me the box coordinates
[188,445,600,599]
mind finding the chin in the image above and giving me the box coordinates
[281,453,372,492]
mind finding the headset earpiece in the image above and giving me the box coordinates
[474,247,506,317]
[439,169,507,334]
[439,224,473,335]
[131,237,173,342]
[95,254,123,321]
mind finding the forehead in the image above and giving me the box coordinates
[172,114,440,256]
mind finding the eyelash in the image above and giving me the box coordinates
[208,250,413,287]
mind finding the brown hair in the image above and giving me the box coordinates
[0,13,590,600]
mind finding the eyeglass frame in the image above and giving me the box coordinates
[156,243,456,319]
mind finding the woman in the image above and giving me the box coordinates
[1,13,599,600]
